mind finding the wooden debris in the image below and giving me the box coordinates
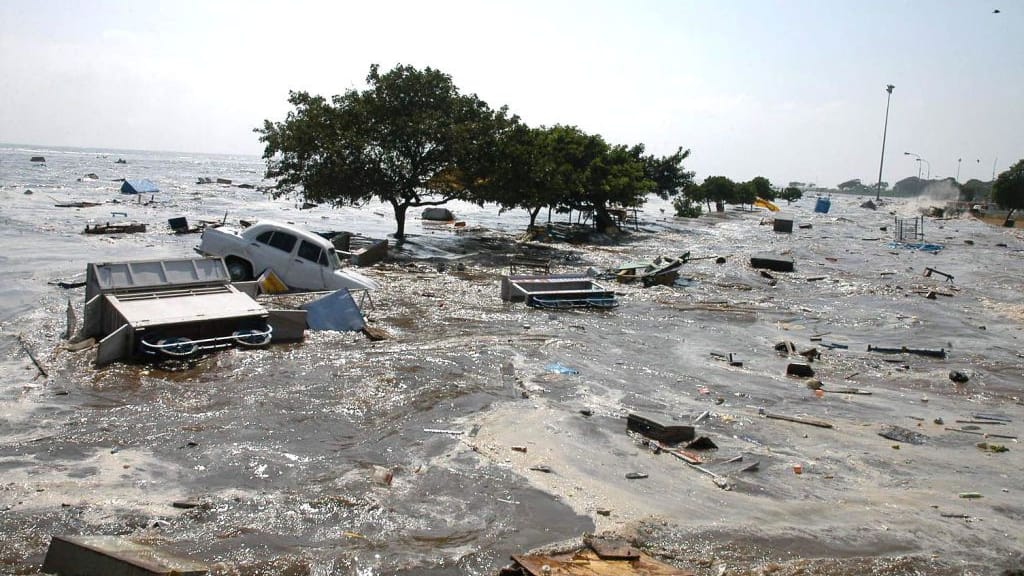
[507,544,694,576]
[764,412,834,428]
[362,326,389,341]
[83,222,146,234]
[879,424,928,445]
[16,334,47,378]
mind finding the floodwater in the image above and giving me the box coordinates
[1,144,1023,575]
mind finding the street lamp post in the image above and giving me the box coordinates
[956,158,962,183]
[903,151,930,179]
[876,84,895,201]
[905,151,922,178]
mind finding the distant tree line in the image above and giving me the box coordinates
[671,175,802,217]
[256,64,696,239]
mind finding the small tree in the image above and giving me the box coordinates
[779,186,803,203]
[731,181,757,208]
[672,196,702,217]
[992,159,1024,225]
[700,176,736,212]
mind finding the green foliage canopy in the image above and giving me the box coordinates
[749,176,774,201]
[779,186,803,203]
[992,159,1024,223]
[256,64,508,239]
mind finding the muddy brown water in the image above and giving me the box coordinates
[3,146,1024,574]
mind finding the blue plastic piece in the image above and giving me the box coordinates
[544,362,579,375]
[300,288,365,332]
[888,242,944,253]
[814,197,831,214]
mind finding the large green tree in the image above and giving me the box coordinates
[256,64,507,239]
[482,123,582,228]
[993,159,1024,225]
[749,176,774,201]
[699,176,737,212]
[641,147,696,200]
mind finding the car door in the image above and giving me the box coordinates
[291,240,328,290]
[248,230,297,281]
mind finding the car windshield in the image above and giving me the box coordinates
[326,248,344,269]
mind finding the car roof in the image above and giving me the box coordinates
[249,220,332,250]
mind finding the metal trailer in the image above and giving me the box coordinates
[82,258,272,365]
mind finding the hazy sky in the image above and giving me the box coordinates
[1,0,1020,186]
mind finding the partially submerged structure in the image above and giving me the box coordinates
[501,274,618,309]
[120,179,160,195]
[82,258,275,365]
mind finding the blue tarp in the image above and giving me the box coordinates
[888,242,944,253]
[300,288,365,332]
[120,179,160,194]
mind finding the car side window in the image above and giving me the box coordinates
[297,241,323,264]
[256,231,273,245]
[268,232,297,253]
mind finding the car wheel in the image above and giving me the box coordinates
[225,258,253,282]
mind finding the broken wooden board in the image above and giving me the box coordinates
[510,547,693,576]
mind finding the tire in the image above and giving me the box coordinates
[225,257,253,282]
[232,327,271,347]
[157,337,198,357]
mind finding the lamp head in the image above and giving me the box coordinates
[886,84,895,93]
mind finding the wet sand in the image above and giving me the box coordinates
[1,187,1023,574]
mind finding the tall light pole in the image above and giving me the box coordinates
[876,84,895,201]
[956,158,962,183]
[904,151,922,178]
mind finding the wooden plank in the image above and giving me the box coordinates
[765,412,834,428]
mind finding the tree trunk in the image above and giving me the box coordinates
[715,200,725,213]
[392,201,409,240]
[594,205,618,232]
[528,206,542,228]
[1005,209,1016,227]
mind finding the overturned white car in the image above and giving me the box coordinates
[197,220,379,292]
